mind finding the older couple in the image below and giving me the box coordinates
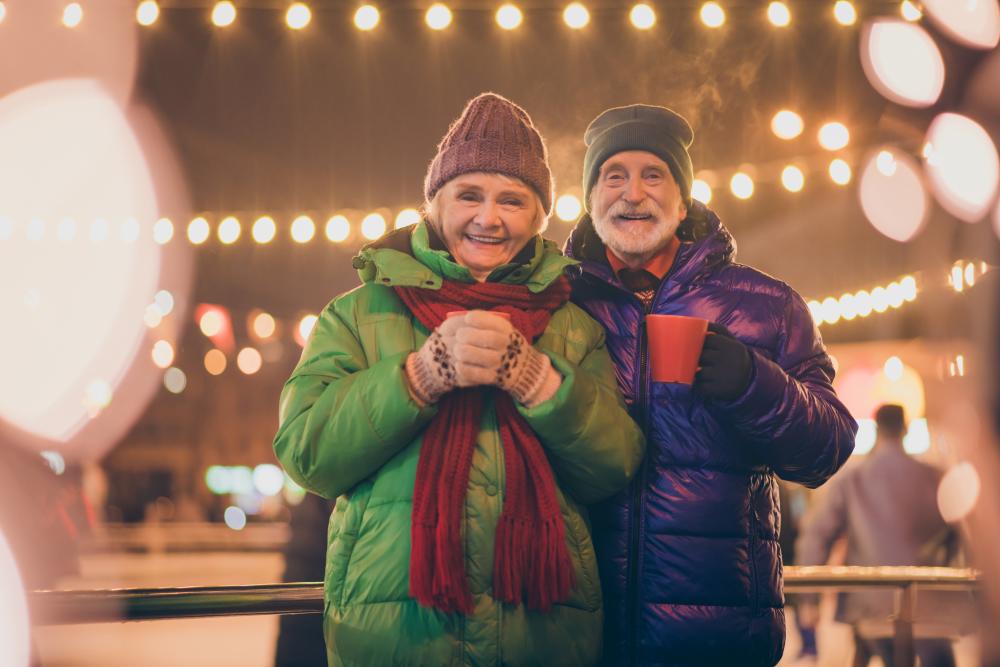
[274,93,856,667]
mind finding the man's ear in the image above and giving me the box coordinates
[678,199,688,220]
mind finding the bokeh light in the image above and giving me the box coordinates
[120,218,141,244]
[154,289,174,315]
[921,0,1000,49]
[204,349,227,375]
[833,1,857,26]
[237,347,262,375]
[394,208,421,229]
[700,2,725,28]
[425,3,452,30]
[153,218,173,244]
[860,148,928,242]
[767,2,790,27]
[829,158,852,185]
[691,179,712,204]
[163,367,187,394]
[861,20,945,108]
[555,194,583,222]
[884,355,904,381]
[187,217,210,245]
[563,2,590,29]
[937,462,981,523]
[217,216,241,245]
[137,1,160,26]
[496,3,522,29]
[151,340,174,369]
[224,506,247,530]
[924,113,1000,222]
[900,1,921,22]
[62,3,83,28]
[56,218,77,242]
[286,3,311,29]
[361,213,387,240]
[297,314,318,346]
[354,4,380,30]
[252,312,276,339]
[818,121,850,150]
[252,216,276,244]
[781,165,805,192]
[729,172,754,199]
[771,110,803,140]
[630,3,656,29]
[212,1,237,27]
[200,310,224,337]
[253,464,286,496]
[291,215,315,243]
[326,215,351,242]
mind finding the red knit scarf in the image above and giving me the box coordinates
[395,277,575,614]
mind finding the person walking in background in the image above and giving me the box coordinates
[796,404,965,667]
[274,92,644,666]
[564,103,857,666]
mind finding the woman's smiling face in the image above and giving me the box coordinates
[432,172,543,281]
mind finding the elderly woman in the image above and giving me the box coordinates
[273,93,644,667]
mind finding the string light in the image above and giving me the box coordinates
[833,1,857,26]
[563,3,590,29]
[187,217,210,245]
[151,341,175,369]
[291,215,315,243]
[204,349,227,375]
[700,2,725,28]
[394,208,421,229]
[767,2,791,27]
[137,1,160,26]
[555,194,582,222]
[692,179,713,204]
[425,3,452,30]
[829,158,853,185]
[900,1,922,22]
[730,172,754,199]
[629,3,656,30]
[781,165,805,193]
[496,3,523,29]
[217,216,241,244]
[354,4,379,30]
[326,215,351,241]
[153,218,174,244]
[818,121,850,150]
[771,110,804,140]
[361,213,387,239]
[211,1,236,27]
[62,3,83,28]
[252,216,277,244]
[807,273,919,326]
[286,3,311,30]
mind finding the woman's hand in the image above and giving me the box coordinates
[451,311,561,407]
[404,316,464,406]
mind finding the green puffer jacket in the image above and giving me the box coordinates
[274,222,645,667]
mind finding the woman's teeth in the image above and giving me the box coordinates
[466,234,505,245]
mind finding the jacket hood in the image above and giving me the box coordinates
[564,199,736,288]
[352,220,577,293]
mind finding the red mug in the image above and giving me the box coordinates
[646,314,708,384]
[446,310,511,320]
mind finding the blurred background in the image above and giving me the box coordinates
[0,0,998,665]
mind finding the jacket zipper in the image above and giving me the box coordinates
[627,288,663,667]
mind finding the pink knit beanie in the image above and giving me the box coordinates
[424,92,553,214]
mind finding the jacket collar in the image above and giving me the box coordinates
[564,200,736,289]
[352,220,577,293]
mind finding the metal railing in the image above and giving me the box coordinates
[30,566,979,667]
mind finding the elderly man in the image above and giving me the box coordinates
[564,104,858,666]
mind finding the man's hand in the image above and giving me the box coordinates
[694,322,752,401]
[452,311,561,407]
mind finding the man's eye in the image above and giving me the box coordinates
[501,198,524,207]
[459,192,479,201]
[606,174,624,183]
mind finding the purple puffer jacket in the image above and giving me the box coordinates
[565,202,857,667]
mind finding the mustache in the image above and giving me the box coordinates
[605,199,664,219]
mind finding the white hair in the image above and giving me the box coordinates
[423,172,549,235]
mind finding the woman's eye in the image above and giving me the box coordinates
[501,198,524,207]
[606,174,624,183]
[459,192,479,201]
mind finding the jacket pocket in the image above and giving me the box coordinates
[326,486,370,609]
[558,502,602,612]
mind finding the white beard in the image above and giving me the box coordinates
[592,198,680,264]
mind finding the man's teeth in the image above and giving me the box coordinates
[467,234,505,244]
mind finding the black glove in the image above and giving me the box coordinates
[694,322,752,401]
